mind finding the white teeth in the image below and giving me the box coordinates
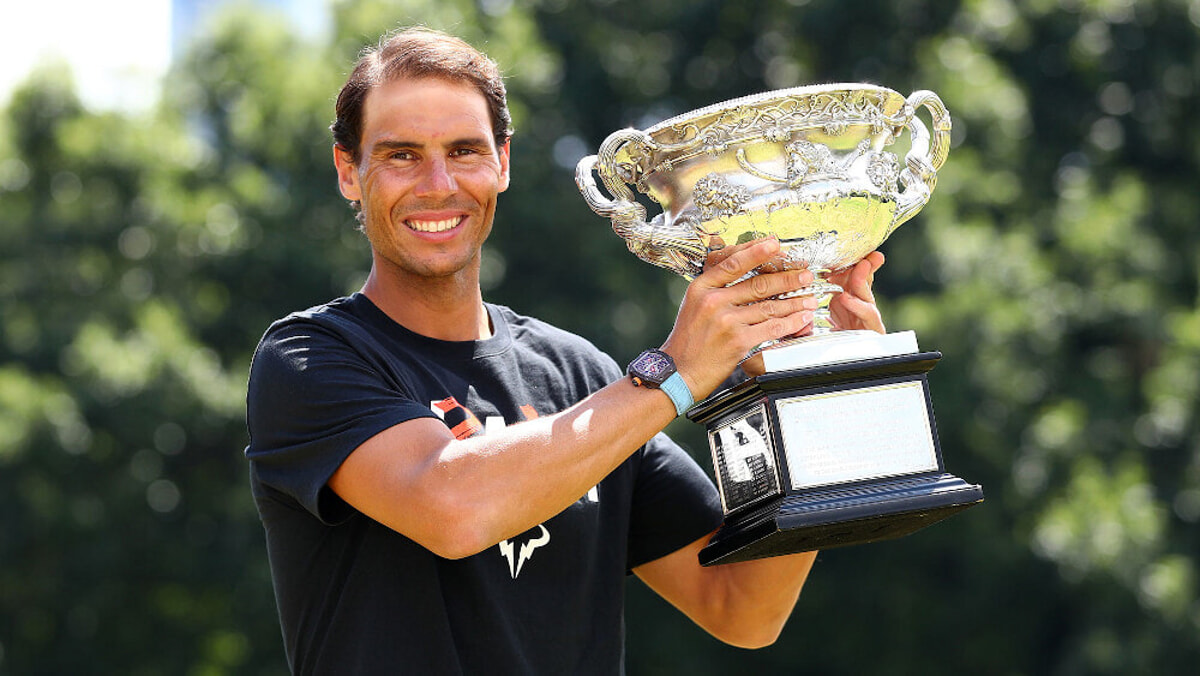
[406,217,461,233]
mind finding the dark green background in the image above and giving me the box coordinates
[3,0,1199,673]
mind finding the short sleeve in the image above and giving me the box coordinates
[245,319,438,524]
[625,433,723,570]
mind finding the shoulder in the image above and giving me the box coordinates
[255,296,378,356]
[491,304,620,372]
[261,295,364,339]
[249,296,395,393]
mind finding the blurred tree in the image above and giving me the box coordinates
[2,0,1199,673]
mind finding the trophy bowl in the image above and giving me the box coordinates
[577,83,951,332]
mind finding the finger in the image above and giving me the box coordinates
[862,251,886,273]
[737,294,820,325]
[843,254,883,303]
[703,237,771,268]
[828,251,884,289]
[743,310,817,348]
[855,251,884,292]
[783,315,816,339]
[697,238,782,289]
[848,260,877,304]
[705,248,733,268]
[778,301,818,338]
[722,268,817,306]
[703,241,744,268]
[700,296,816,356]
[716,305,816,356]
[830,292,885,334]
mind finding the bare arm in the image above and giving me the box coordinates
[634,535,816,648]
[329,239,819,559]
[330,378,679,558]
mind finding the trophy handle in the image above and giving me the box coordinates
[890,90,952,234]
[576,130,707,279]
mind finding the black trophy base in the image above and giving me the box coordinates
[689,349,985,567]
[699,472,984,566]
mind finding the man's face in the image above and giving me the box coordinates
[334,76,510,282]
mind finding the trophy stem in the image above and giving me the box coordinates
[796,272,841,336]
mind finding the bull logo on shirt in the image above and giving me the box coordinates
[498,524,550,579]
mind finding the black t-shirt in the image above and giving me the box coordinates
[245,294,722,675]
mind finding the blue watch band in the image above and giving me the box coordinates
[660,371,694,416]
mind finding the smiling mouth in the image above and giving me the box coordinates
[406,216,464,233]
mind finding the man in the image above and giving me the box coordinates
[245,26,886,675]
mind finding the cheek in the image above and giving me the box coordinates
[360,172,384,200]
[467,167,507,201]
[364,179,409,221]
[360,165,401,196]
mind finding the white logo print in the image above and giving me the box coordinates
[498,525,550,579]
[428,396,588,579]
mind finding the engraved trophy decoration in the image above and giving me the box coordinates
[577,84,983,565]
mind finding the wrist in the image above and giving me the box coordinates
[627,349,695,416]
[657,371,694,416]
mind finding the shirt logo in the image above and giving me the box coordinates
[498,524,550,579]
[430,397,598,579]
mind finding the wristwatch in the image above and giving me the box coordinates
[627,349,694,416]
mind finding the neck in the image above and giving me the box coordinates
[361,259,493,342]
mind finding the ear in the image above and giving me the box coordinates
[496,140,511,194]
[333,145,362,201]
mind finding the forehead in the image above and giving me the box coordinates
[360,76,494,146]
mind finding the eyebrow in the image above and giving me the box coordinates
[370,139,420,155]
[370,136,493,155]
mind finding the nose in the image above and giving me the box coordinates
[415,156,457,197]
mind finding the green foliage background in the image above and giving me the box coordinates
[2,0,1199,673]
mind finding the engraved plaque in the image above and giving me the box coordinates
[708,404,782,513]
[777,381,939,490]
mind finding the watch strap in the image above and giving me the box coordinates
[659,371,694,416]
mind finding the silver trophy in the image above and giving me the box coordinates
[576,83,949,333]
[577,84,982,565]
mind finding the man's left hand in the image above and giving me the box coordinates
[827,251,886,334]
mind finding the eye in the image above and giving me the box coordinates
[389,150,416,161]
[450,147,479,157]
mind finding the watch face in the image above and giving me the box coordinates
[633,350,674,384]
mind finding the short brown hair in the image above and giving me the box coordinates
[331,26,513,164]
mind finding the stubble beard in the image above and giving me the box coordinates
[364,202,488,284]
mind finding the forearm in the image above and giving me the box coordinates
[440,378,682,542]
[636,535,817,649]
[331,375,680,558]
[704,550,817,647]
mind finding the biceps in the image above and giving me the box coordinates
[328,417,457,538]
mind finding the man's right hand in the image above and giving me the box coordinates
[661,238,817,402]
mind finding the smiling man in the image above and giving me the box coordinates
[245,26,886,675]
